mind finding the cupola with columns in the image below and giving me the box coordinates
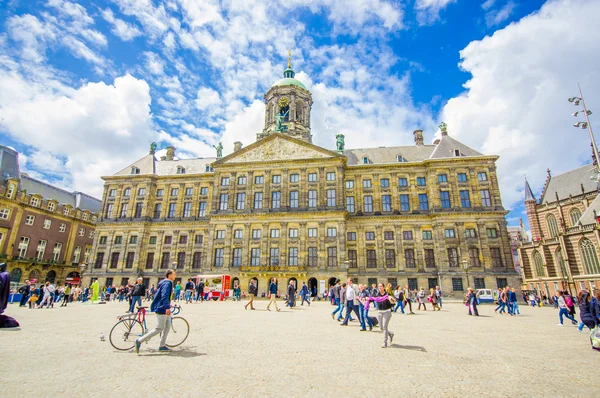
[258,51,313,143]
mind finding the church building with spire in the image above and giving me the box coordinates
[83,56,519,296]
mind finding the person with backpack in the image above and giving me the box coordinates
[393,286,405,314]
[357,284,373,331]
[556,290,578,326]
[466,288,479,316]
[564,291,577,317]
[577,290,598,330]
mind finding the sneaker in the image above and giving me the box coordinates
[369,326,373,331]
[158,346,171,352]
[556,324,564,327]
[331,313,335,320]
[134,340,140,355]
[360,329,367,332]
[381,344,388,348]
[277,309,280,312]
[389,333,394,344]
[340,323,348,326]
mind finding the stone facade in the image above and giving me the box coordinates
[83,63,519,296]
[0,146,100,286]
[519,167,600,296]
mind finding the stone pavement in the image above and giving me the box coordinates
[2,299,597,397]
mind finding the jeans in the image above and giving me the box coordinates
[377,310,393,345]
[332,298,341,316]
[559,308,577,324]
[301,295,310,305]
[359,304,372,330]
[130,296,142,313]
[511,302,520,315]
[185,290,192,302]
[495,302,506,313]
[393,300,405,314]
[342,301,361,325]
[337,304,346,320]
[438,297,443,308]
[19,293,29,307]
[138,313,170,348]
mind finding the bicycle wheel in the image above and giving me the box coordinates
[165,316,189,347]
[110,318,143,351]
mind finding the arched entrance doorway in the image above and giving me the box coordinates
[29,269,40,282]
[46,270,56,283]
[288,277,297,290]
[328,277,338,288]
[10,268,22,283]
[308,277,318,297]
[232,277,240,289]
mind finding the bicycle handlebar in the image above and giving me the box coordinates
[171,305,181,316]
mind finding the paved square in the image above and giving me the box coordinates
[3,299,597,397]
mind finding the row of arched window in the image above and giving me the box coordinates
[545,207,583,238]
[531,237,600,278]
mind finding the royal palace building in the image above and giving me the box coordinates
[519,165,600,296]
[83,61,519,296]
[0,145,101,287]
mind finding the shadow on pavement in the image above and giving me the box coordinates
[142,348,207,358]
[389,344,426,352]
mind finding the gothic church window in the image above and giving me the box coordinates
[569,208,582,226]
[546,213,559,238]
[580,238,600,275]
[533,250,546,278]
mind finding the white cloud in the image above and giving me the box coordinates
[440,0,600,210]
[485,1,516,27]
[101,8,143,41]
[0,68,155,197]
[143,51,165,75]
[415,0,456,26]
[481,0,496,11]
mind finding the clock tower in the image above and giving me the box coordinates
[258,53,313,143]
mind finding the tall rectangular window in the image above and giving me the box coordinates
[110,252,120,268]
[347,232,356,241]
[234,229,243,239]
[269,248,279,265]
[308,247,318,267]
[290,174,299,183]
[308,173,317,182]
[271,192,281,209]
[487,228,498,238]
[345,180,354,189]
[120,204,128,218]
[36,240,46,261]
[238,176,247,185]
[452,278,464,291]
[308,190,317,208]
[364,195,373,212]
[327,247,337,267]
[385,249,395,268]
[168,203,176,218]
[438,174,448,183]
[491,248,503,267]
[398,177,408,187]
[346,196,355,212]
[422,230,433,240]
[214,248,224,267]
[221,177,230,186]
[289,191,299,208]
[94,252,104,269]
[348,250,357,268]
[236,193,246,210]
[145,252,154,269]
[457,173,468,182]
[272,175,281,184]
[126,252,135,269]
[270,229,280,238]
[380,178,389,187]
[308,228,318,238]
[382,195,391,212]
[163,236,172,245]
[460,190,471,208]
[474,278,486,290]
[465,228,477,238]
[448,248,459,267]
[327,189,336,207]
[106,203,114,218]
[178,235,187,244]
[481,190,492,207]
[365,231,375,241]
[326,172,336,181]
[405,249,415,268]
[153,203,162,218]
[363,179,372,188]
[425,249,435,268]
[171,188,179,197]
[254,192,263,209]
[445,229,455,238]
[419,194,429,211]
[384,231,394,240]
[52,243,62,261]
[400,194,410,211]
[216,230,226,239]
[250,248,260,266]
[135,202,143,218]
[366,250,377,268]
[254,176,264,184]
[469,247,480,267]
[192,252,202,268]
[198,202,207,217]
[289,248,299,266]
[327,227,337,237]
[477,172,488,181]
[195,235,203,244]
[185,187,193,196]
[219,194,229,210]
[200,187,208,195]
[183,202,192,217]
[161,252,170,269]
[289,228,298,238]
[403,231,413,240]
[232,249,242,267]
[417,177,426,186]
[252,229,261,239]
[440,191,451,208]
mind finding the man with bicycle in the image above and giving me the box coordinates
[135,269,176,354]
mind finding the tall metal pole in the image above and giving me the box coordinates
[578,83,600,168]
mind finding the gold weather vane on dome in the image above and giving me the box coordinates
[288,50,292,68]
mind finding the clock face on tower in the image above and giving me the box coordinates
[278,97,290,122]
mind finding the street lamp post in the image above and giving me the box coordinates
[462,260,470,289]
[569,84,599,180]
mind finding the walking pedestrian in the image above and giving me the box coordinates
[134,269,176,354]
[429,288,440,311]
[184,278,195,303]
[393,286,405,314]
[509,288,520,316]
[357,284,373,331]
[287,281,297,308]
[266,277,280,312]
[300,282,311,306]
[556,290,578,326]
[331,280,342,320]
[60,284,71,307]
[435,286,443,308]
[39,282,55,309]
[368,283,396,348]
[340,279,361,326]
[129,278,145,313]
[417,287,427,311]
[196,279,204,302]
[404,285,415,314]
[174,281,182,302]
[577,290,598,334]
[245,279,257,310]
[466,288,479,316]
[18,281,31,307]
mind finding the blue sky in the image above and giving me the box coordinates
[1,0,599,231]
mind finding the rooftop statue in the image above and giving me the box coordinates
[336,134,345,152]
[213,142,223,158]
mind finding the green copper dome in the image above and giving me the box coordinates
[271,65,308,90]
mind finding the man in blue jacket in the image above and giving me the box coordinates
[135,269,176,354]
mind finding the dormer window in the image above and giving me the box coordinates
[205,165,213,172]
[30,197,40,207]
[6,184,15,199]
[363,157,369,164]
[131,167,140,175]
[48,202,56,212]
[397,155,407,162]
[453,149,461,157]
[177,166,186,174]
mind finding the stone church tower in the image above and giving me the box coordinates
[257,55,313,143]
